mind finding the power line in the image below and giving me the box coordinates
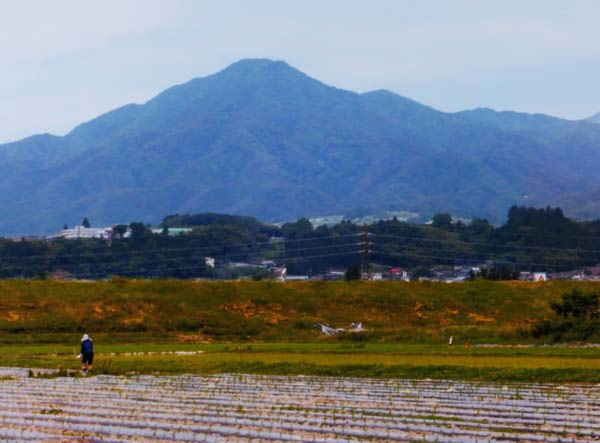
[65,250,364,280]
[371,233,600,255]
[1,229,597,264]
[0,241,364,275]
[371,250,588,270]
[0,233,362,262]
[1,225,598,278]
[0,239,362,266]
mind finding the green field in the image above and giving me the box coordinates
[1,342,597,384]
[1,279,599,383]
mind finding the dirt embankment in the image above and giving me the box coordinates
[0,279,597,342]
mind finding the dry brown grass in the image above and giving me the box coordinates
[0,279,598,342]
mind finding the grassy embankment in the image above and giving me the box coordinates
[1,279,599,382]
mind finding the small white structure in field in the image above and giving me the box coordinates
[350,322,365,332]
[533,272,547,282]
[315,323,344,336]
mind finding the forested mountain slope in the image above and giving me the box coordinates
[2,59,600,234]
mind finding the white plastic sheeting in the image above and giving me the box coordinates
[0,367,597,442]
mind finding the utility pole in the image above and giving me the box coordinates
[360,226,371,280]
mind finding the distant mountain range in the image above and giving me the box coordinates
[2,58,600,235]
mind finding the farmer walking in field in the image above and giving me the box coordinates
[78,334,94,375]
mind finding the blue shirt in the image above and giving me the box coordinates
[81,339,93,354]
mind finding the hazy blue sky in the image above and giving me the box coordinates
[2,0,600,143]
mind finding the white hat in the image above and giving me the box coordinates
[81,334,89,342]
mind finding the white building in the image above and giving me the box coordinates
[49,226,112,240]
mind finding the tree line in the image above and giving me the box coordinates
[0,206,598,279]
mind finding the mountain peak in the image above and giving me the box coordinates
[223,58,281,69]
[152,58,312,105]
[217,58,299,77]
[3,59,600,234]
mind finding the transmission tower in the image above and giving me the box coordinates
[360,226,371,280]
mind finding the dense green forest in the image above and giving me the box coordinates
[4,59,600,236]
[282,206,600,274]
[0,206,599,279]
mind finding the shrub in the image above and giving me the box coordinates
[533,289,600,341]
